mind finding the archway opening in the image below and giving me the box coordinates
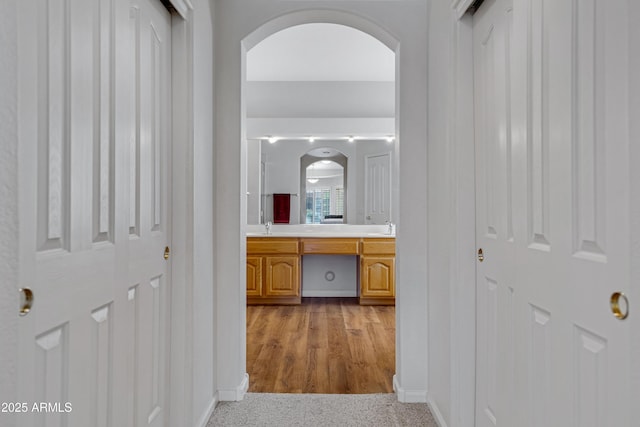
[243,19,398,394]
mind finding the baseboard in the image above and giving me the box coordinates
[427,396,448,427]
[217,373,249,401]
[392,375,427,403]
[195,394,218,427]
[301,290,357,297]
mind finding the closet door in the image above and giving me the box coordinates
[16,0,172,426]
[127,1,172,426]
[474,0,634,425]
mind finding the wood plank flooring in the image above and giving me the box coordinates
[246,297,395,394]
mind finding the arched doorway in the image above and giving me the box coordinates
[214,4,429,403]
[244,19,397,393]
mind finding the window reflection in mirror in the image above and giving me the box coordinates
[305,160,344,224]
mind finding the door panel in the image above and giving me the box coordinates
[246,256,263,297]
[265,256,299,296]
[17,0,172,426]
[474,0,633,425]
[473,1,515,425]
[361,256,395,297]
[128,1,172,425]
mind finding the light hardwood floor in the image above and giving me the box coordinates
[246,297,395,394]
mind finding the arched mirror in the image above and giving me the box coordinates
[300,148,347,223]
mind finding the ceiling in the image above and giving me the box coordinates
[246,23,396,140]
[247,23,395,82]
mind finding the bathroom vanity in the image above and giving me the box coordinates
[245,225,395,305]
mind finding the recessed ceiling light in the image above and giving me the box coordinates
[308,136,315,143]
[386,135,395,143]
[267,136,278,144]
[307,178,319,184]
[321,160,332,164]
[347,136,355,143]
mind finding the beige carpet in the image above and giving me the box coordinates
[206,393,438,426]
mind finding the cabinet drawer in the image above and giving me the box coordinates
[247,238,299,254]
[301,238,360,254]
[361,238,395,255]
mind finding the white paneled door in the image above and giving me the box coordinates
[16,0,172,426]
[364,152,391,224]
[474,0,633,426]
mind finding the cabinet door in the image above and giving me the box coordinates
[265,256,299,297]
[246,256,263,297]
[361,256,395,298]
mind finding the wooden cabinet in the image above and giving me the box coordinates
[246,256,263,297]
[247,238,301,305]
[264,256,299,296]
[359,238,395,305]
[300,238,360,255]
[247,236,395,305]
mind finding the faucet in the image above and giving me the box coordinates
[265,221,272,235]
[386,221,395,235]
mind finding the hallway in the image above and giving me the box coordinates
[3,1,639,426]
[247,298,395,394]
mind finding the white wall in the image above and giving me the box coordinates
[426,0,454,423]
[302,255,358,297]
[424,2,478,426]
[246,140,261,223]
[190,0,217,424]
[213,0,429,403]
[247,117,395,140]
[246,81,395,118]
[0,2,19,425]
[213,1,249,401]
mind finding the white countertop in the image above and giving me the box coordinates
[245,224,395,238]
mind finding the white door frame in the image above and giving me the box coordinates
[448,5,477,427]
[0,1,20,419]
[167,2,201,426]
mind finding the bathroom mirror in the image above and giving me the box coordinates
[247,138,394,225]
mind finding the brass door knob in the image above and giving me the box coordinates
[610,292,629,320]
[19,288,34,316]
[477,248,484,262]
[164,246,170,260]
